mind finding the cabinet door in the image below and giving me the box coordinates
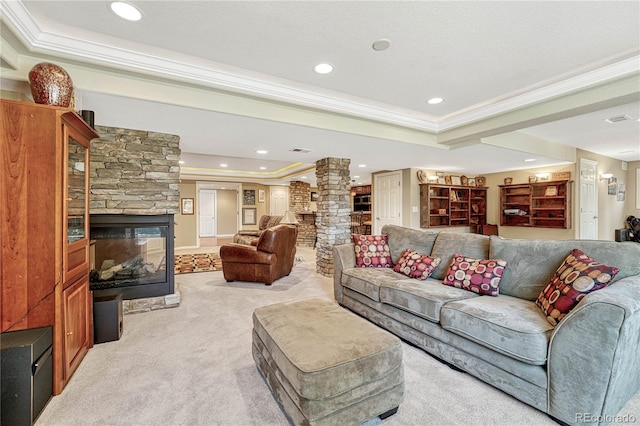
[64,123,90,283]
[63,275,90,381]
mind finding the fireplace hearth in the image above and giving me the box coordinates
[90,214,174,300]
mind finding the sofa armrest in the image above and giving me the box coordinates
[547,275,640,424]
[332,243,355,304]
[237,230,261,236]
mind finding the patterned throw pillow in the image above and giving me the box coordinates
[443,253,507,296]
[393,249,441,280]
[536,248,619,326]
[353,234,393,268]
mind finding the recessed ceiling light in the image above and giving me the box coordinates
[358,164,367,168]
[313,63,334,74]
[178,160,185,165]
[109,1,142,21]
[524,158,537,162]
[353,175,360,179]
[220,163,228,167]
[300,176,307,179]
[256,150,268,155]
[372,39,391,51]
[259,166,267,170]
[427,97,443,105]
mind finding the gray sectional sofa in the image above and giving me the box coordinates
[332,225,640,425]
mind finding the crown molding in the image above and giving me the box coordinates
[3,0,638,137]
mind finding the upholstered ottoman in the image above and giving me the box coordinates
[252,297,404,426]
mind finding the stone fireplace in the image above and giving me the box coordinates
[89,214,174,300]
[89,126,181,310]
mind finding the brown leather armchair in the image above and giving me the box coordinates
[220,224,298,286]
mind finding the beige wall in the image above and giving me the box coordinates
[240,183,270,231]
[216,189,238,235]
[175,181,197,248]
[624,161,640,219]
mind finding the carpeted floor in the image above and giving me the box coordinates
[36,247,640,426]
[174,253,221,274]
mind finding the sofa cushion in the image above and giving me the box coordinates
[353,234,393,268]
[381,224,438,265]
[441,295,554,365]
[393,249,441,280]
[489,236,640,301]
[341,268,406,302]
[535,248,619,326]
[430,233,491,280]
[379,279,478,323]
[442,254,507,296]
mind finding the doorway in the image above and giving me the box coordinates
[199,189,217,238]
[579,159,598,239]
[270,186,288,215]
[373,171,402,234]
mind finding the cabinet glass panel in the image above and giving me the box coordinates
[67,137,86,243]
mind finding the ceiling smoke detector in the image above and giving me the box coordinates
[603,114,631,124]
[290,148,312,153]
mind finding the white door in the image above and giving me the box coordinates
[373,171,402,234]
[199,189,216,237]
[270,186,288,215]
[579,159,598,239]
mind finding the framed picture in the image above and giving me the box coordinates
[467,178,476,187]
[258,189,265,203]
[617,183,626,202]
[181,198,194,215]
[445,175,452,185]
[460,175,468,186]
[242,207,257,225]
[437,171,445,184]
[310,191,319,202]
[451,176,462,186]
[545,186,558,197]
[243,189,256,205]
[608,177,617,195]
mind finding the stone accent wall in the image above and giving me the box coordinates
[315,158,351,276]
[289,180,311,212]
[289,180,316,247]
[89,126,181,215]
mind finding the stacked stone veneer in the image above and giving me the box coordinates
[289,180,316,247]
[89,126,181,312]
[89,126,181,214]
[315,158,351,277]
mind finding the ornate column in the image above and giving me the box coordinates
[315,158,351,277]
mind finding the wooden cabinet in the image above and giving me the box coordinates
[500,180,572,229]
[352,185,371,212]
[420,184,487,228]
[1,99,98,395]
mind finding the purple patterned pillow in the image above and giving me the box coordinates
[393,249,441,280]
[443,253,507,296]
[353,234,393,268]
[536,248,619,325]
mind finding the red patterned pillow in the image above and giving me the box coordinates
[353,234,393,268]
[536,248,619,326]
[393,249,441,280]
[443,253,507,296]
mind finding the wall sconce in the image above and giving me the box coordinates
[600,173,613,181]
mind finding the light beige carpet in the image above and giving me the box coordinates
[37,247,640,425]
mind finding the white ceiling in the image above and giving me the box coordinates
[1,1,639,186]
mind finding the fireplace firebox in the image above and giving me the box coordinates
[89,214,174,300]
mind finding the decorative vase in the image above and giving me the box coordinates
[28,62,74,107]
